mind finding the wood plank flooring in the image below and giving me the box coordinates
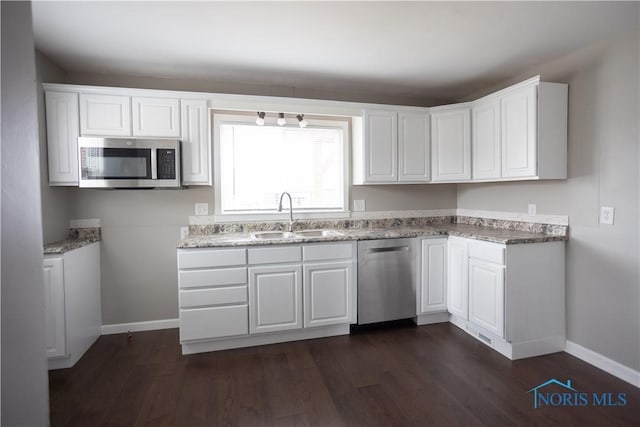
[49,323,640,426]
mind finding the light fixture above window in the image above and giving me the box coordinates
[256,111,266,126]
[277,113,286,126]
[296,114,307,128]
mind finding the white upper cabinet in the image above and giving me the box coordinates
[362,109,398,182]
[353,108,430,184]
[472,99,501,180]
[79,93,131,136]
[180,99,211,185]
[45,91,79,185]
[431,106,471,182]
[471,77,568,181]
[398,111,430,182]
[501,84,537,178]
[132,97,180,138]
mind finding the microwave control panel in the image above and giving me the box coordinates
[157,149,176,179]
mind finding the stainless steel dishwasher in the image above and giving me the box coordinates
[357,238,417,324]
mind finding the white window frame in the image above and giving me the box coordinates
[213,111,350,222]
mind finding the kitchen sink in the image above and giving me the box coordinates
[250,229,344,240]
[251,231,297,240]
[294,229,343,238]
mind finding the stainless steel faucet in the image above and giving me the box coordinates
[278,192,296,232]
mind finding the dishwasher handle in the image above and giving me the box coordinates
[367,245,409,254]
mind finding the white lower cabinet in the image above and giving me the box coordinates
[303,261,353,327]
[44,242,101,370]
[446,237,469,319]
[443,237,565,360]
[468,258,505,338]
[177,242,356,354]
[178,248,249,342]
[418,238,447,314]
[180,305,248,341]
[43,257,66,358]
[249,264,303,334]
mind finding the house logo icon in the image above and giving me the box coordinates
[527,379,578,409]
[527,378,628,408]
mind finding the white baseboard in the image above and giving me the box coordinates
[101,318,179,335]
[565,340,640,388]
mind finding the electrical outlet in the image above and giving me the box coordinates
[599,207,615,225]
[353,200,366,212]
[528,204,537,216]
[180,227,189,240]
[195,203,209,216]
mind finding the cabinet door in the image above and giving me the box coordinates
[132,97,180,137]
[43,258,66,358]
[431,108,471,181]
[472,100,501,179]
[501,84,537,177]
[79,93,131,136]
[181,99,211,185]
[363,109,397,182]
[468,258,505,338]
[249,264,302,334]
[419,238,447,314]
[45,91,79,185]
[303,261,353,328]
[447,238,468,318]
[398,111,430,182]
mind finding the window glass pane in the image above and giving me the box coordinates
[219,122,345,213]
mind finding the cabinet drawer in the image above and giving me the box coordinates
[180,286,247,308]
[303,242,354,261]
[179,267,246,289]
[178,248,246,269]
[248,246,301,265]
[468,240,505,265]
[180,305,248,341]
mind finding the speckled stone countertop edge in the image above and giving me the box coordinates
[43,227,102,255]
[177,225,567,249]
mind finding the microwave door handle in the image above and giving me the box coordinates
[150,149,157,180]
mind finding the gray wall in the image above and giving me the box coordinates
[457,26,640,371]
[52,71,457,325]
[1,2,50,425]
[37,51,72,244]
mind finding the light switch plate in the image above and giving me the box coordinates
[599,206,615,225]
[195,203,209,216]
[528,204,537,216]
[353,200,366,212]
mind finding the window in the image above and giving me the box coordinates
[214,112,349,218]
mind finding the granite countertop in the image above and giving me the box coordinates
[178,223,567,249]
[43,227,102,255]
[44,238,100,255]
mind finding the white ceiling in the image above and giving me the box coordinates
[31,1,638,102]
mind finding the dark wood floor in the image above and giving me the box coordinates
[49,323,639,426]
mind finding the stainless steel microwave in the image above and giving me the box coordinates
[78,137,181,188]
